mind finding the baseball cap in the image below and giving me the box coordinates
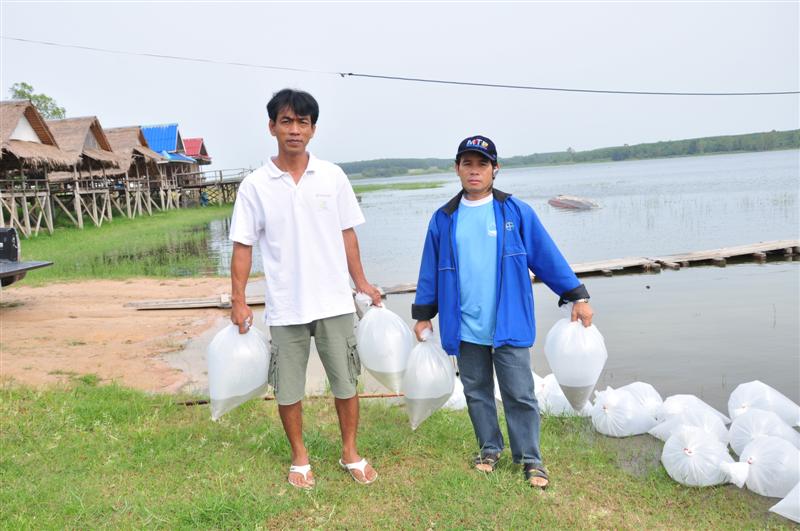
[456,135,497,162]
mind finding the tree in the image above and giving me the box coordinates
[8,82,66,119]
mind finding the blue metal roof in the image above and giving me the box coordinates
[161,151,196,163]
[141,124,179,153]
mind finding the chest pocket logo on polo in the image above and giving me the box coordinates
[487,221,497,238]
[316,193,332,211]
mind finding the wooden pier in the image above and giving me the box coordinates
[126,239,799,310]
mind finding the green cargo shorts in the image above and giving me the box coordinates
[268,312,361,405]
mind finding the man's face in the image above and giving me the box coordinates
[456,151,495,197]
[268,106,315,155]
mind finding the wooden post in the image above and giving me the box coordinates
[73,168,84,229]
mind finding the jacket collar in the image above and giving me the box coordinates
[442,188,511,215]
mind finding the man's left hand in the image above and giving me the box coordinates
[356,282,382,307]
[571,301,594,327]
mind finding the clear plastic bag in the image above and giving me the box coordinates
[655,394,731,425]
[401,331,455,430]
[770,482,800,524]
[442,376,467,411]
[591,387,657,437]
[739,436,800,498]
[728,380,800,427]
[544,317,608,411]
[617,382,663,419]
[207,324,269,420]
[661,427,748,488]
[649,408,729,444]
[356,301,414,393]
[729,408,800,456]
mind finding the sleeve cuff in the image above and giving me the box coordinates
[412,303,438,320]
[558,284,590,307]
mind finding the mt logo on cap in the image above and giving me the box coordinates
[456,135,498,162]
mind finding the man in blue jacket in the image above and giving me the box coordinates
[412,135,594,489]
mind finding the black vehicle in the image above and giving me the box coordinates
[0,228,53,287]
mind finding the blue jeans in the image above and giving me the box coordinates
[457,341,543,465]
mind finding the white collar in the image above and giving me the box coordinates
[460,194,494,207]
[266,152,318,179]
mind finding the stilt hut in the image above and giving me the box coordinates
[105,126,167,215]
[47,117,123,229]
[0,100,73,237]
[141,123,198,206]
[183,137,212,171]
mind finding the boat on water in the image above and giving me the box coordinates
[548,195,599,210]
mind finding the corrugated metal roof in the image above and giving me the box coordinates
[161,151,195,163]
[141,123,179,153]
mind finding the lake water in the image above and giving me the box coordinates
[176,150,800,410]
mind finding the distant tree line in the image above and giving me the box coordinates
[339,129,800,177]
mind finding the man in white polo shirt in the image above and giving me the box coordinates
[229,89,381,489]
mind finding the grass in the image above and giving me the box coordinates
[0,381,789,529]
[15,205,233,285]
[352,181,446,194]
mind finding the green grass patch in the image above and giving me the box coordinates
[352,181,446,194]
[14,205,233,285]
[0,382,788,529]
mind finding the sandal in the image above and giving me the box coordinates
[338,458,377,485]
[288,463,314,489]
[524,463,549,489]
[474,452,501,472]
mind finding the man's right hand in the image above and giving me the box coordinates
[231,301,254,334]
[413,320,433,342]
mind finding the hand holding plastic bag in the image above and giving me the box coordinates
[207,324,270,420]
[402,329,455,430]
[356,297,414,393]
[544,317,608,411]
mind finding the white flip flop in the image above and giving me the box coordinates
[338,458,377,485]
[288,463,314,489]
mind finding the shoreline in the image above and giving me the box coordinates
[0,278,231,393]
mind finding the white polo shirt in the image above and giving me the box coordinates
[229,153,365,326]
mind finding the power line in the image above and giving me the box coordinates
[4,35,799,97]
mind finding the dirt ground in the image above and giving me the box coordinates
[1,278,232,393]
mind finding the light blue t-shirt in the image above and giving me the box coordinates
[455,195,498,345]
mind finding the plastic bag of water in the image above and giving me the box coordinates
[661,427,747,488]
[356,297,414,393]
[738,436,800,498]
[544,316,607,411]
[729,408,800,456]
[402,329,455,430]
[770,482,800,524]
[207,324,269,420]
[728,380,800,427]
[591,387,657,437]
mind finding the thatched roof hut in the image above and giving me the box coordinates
[105,126,164,168]
[47,116,122,169]
[0,100,74,170]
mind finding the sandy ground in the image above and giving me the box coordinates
[0,278,232,393]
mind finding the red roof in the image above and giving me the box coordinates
[183,137,211,161]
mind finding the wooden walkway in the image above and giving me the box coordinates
[126,239,799,310]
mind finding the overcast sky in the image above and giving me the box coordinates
[2,2,798,170]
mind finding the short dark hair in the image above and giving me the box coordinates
[455,153,498,167]
[266,89,319,124]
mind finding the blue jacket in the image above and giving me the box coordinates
[412,189,589,356]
